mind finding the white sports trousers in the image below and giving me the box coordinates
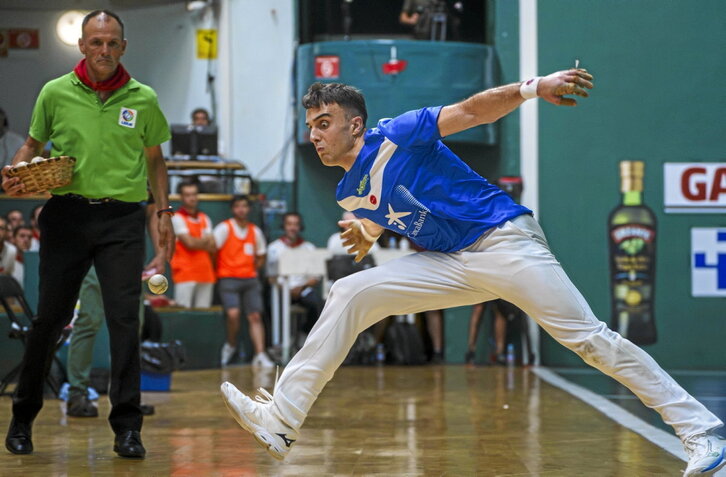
[273,214,723,439]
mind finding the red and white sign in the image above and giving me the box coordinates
[664,163,726,213]
[314,56,339,79]
[9,29,39,49]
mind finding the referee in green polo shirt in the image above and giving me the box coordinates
[1,10,174,459]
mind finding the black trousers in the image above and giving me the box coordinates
[12,195,145,434]
[294,287,324,334]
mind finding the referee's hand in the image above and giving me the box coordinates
[1,166,29,197]
[340,219,380,263]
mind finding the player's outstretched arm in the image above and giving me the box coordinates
[339,218,383,263]
[438,68,594,137]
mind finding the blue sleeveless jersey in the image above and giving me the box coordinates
[336,106,531,253]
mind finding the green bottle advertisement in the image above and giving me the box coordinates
[608,160,657,345]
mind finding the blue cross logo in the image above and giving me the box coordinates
[693,231,726,290]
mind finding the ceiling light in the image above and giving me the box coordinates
[57,10,86,46]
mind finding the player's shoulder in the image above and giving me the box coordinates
[41,72,76,94]
[214,218,231,230]
[127,79,161,100]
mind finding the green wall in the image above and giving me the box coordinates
[537,0,726,369]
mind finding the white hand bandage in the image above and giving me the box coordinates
[520,77,542,100]
[340,220,382,263]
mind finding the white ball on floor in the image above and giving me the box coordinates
[148,274,168,294]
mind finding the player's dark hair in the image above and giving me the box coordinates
[82,10,125,38]
[230,194,250,207]
[281,212,304,231]
[176,180,199,194]
[4,209,22,222]
[302,83,367,125]
[191,108,210,121]
[13,224,32,238]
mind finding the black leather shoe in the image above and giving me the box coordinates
[113,430,146,458]
[5,418,33,455]
[67,394,99,418]
[139,404,155,416]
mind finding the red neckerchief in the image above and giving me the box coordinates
[280,235,304,248]
[177,207,199,219]
[73,58,131,91]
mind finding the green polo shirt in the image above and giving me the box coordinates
[28,71,170,202]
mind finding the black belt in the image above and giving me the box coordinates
[56,193,124,205]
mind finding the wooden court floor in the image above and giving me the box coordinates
[0,366,686,476]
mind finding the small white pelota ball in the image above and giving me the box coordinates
[147,274,169,294]
[31,156,44,164]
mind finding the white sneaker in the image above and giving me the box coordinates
[220,381,298,460]
[683,431,726,476]
[221,343,235,367]
[252,352,275,369]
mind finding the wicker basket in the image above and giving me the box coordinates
[6,156,76,194]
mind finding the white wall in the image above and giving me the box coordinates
[0,1,296,181]
[221,0,295,181]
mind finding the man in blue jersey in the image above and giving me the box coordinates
[221,70,725,476]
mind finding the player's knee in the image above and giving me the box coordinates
[328,275,359,301]
[571,324,622,371]
[247,312,262,323]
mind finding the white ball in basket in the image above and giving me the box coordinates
[15,161,28,167]
[31,156,44,164]
[147,274,168,294]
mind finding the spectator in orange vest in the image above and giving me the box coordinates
[214,195,274,368]
[170,181,216,308]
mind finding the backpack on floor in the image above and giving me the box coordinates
[343,330,377,365]
[384,321,426,365]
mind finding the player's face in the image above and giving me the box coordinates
[283,215,301,239]
[305,103,358,169]
[14,230,32,251]
[7,211,23,228]
[193,113,209,126]
[232,200,250,221]
[180,185,199,210]
[78,15,127,82]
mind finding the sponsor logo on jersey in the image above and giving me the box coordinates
[356,174,369,195]
[385,203,411,230]
[409,209,429,238]
[119,107,137,128]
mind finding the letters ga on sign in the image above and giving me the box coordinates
[664,163,726,213]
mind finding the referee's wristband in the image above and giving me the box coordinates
[520,77,542,100]
[156,206,174,218]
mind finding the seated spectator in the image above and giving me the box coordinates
[267,212,324,339]
[0,217,17,276]
[214,195,273,368]
[11,224,32,287]
[170,181,216,308]
[5,209,24,232]
[0,107,25,170]
[29,204,43,251]
[191,108,211,127]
